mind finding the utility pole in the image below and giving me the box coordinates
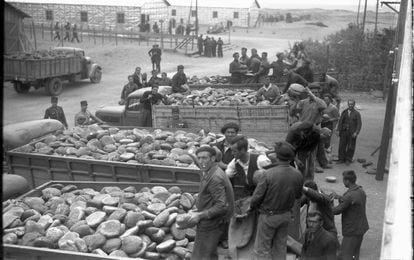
[375,0,380,34]
[195,0,198,37]
[361,0,368,32]
[357,0,362,25]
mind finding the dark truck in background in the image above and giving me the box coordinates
[3,47,102,96]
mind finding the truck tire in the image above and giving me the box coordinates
[46,78,63,96]
[90,68,102,83]
[13,81,30,94]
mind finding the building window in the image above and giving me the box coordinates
[213,11,218,18]
[117,13,125,23]
[80,11,88,22]
[233,12,239,19]
[46,10,53,20]
[191,10,197,17]
[171,9,176,16]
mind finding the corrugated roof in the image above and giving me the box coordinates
[5,2,31,17]
[6,0,147,7]
[166,0,260,9]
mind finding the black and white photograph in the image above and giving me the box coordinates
[3,0,412,259]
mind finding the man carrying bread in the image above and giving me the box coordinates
[187,146,234,260]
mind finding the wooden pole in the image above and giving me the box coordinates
[115,29,118,46]
[361,0,368,32]
[80,24,83,42]
[374,0,380,34]
[50,23,53,41]
[102,27,104,45]
[93,27,96,44]
[376,0,408,181]
[31,20,37,50]
[41,23,44,39]
[356,0,362,25]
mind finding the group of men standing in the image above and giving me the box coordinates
[197,34,224,58]
[53,22,80,43]
[188,118,368,260]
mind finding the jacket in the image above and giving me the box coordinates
[301,227,338,260]
[332,184,369,236]
[230,153,259,199]
[215,139,234,165]
[337,109,362,135]
[250,161,303,214]
[303,188,337,234]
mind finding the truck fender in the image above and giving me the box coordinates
[89,64,102,78]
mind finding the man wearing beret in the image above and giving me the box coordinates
[44,96,68,129]
[249,141,303,259]
[215,122,240,170]
[74,100,104,126]
[172,65,190,93]
[188,146,234,260]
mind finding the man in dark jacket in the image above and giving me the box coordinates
[295,59,314,83]
[132,67,146,89]
[44,96,68,128]
[286,121,321,181]
[211,37,217,57]
[336,100,362,164]
[301,211,338,260]
[147,70,161,87]
[225,136,271,200]
[119,75,139,105]
[270,52,288,83]
[249,141,303,259]
[215,122,240,170]
[197,34,204,55]
[171,65,189,93]
[148,44,162,73]
[332,170,369,260]
[189,146,234,260]
[217,37,224,57]
[140,84,165,127]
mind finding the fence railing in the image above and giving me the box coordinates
[23,22,197,52]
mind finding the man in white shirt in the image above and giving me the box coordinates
[225,135,271,200]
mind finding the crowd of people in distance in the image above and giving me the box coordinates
[197,34,224,58]
[53,22,80,43]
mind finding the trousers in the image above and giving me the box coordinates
[340,235,364,260]
[254,211,291,260]
[297,148,316,181]
[191,222,225,260]
[338,131,357,162]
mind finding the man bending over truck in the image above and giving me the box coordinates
[75,100,104,126]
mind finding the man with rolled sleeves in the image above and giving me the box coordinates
[74,100,104,126]
[249,141,303,259]
[188,146,234,260]
[44,96,68,129]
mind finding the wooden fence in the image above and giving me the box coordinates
[23,22,197,52]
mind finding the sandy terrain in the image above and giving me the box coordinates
[3,11,395,259]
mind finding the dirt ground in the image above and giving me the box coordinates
[3,16,392,259]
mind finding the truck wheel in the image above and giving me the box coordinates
[13,82,30,94]
[46,78,63,96]
[90,68,102,83]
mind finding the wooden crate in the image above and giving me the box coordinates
[152,105,196,128]
[193,106,239,133]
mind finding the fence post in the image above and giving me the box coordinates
[102,27,104,45]
[88,25,90,42]
[115,29,118,46]
[41,23,44,39]
[80,24,83,42]
[93,26,96,44]
[50,22,53,41]
[130,28,133,43]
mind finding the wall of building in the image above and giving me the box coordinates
[4,4,25,52]
[169,5,251,28]
[9,2,142,31]
[141,0,169,30]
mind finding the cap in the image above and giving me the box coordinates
[51,96,58,102]
[233,52,239,58]
[308,82,321,90]
[276,52,284,58]
[177,65,184,70]
[80,100,88,106]
[274,141,295,161]
[221,122,240,134]
[195,146,217,156]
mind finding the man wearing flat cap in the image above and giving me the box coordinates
[250,141,303,259]
[215,122,240,170]
[188,146,234,260]
[74,100,104,126]
[44,96,68,129]
[172,65,190,93]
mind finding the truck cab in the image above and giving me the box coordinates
[95,90,144,126]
